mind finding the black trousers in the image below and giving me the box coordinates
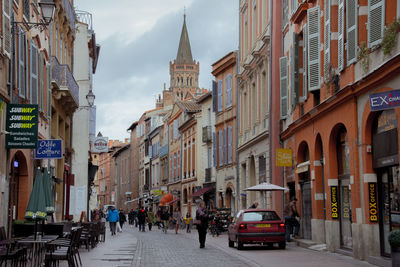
[197,225,207,247]
[148,223,152,231]
[109,222,116,235]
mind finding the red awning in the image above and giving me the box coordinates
[192,186,214,197]
[167,198,180,205]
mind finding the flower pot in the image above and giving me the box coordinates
[392,246,400,267]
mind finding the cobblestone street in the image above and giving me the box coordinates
[59,225,378,267]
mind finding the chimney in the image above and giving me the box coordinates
[125,138,129,144]
[108,140,113,148]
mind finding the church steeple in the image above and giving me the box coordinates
[176,14,193,64]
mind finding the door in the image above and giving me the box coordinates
[301,182,312,239]
[339,178,352,249]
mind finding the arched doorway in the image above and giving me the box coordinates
[314,134,326,243]
[297,142,312,240]
[372,109,399,256]
[225,186,235,215]
[8,151,28,231]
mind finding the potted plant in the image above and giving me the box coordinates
[389,230,400,266]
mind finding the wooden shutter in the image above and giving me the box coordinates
[39,52,44,112]
[218,130,223,167]
[307,6,321,92]
[30,43,38,104]
[213,132,217,167]
[218,79,222,111]
[302,24,307,102]
[346,0,358,65]
[324,0,331,80]
[368,0,385,48]
[212,80,217,112]
[226,74,232,107]
[291,33,299,111]
[18,28,25,98]
[228,126,232,164]
[47,63,51,118]
[338,0,344,71]
[223,128,227,165]
[2,0,11,57]
[279,56,288,118]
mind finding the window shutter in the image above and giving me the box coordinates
[226,74,232,107]
[302,24,308,101]
[223,128,227,165]
[25,37,29,98]
[149,145,152,158]
[213,132,217,167]
[47,63,51,118]
[212,80,217,112]
[2,0,11,57]
[218,130,223,167]
[307,6,321,92]
[218,79,222,111]
[324,0,331,80]
[228,126,232,164]
[291,33,299,111]
[30,43,38,104]
[368,0,385,48]
[338,0,345,71]
[39,52,44,112]
[347,0,358,65]
[279,56,288,118]
[18,28,25,98]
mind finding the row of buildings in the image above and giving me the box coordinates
[96,0,400,264]
[0,0,100,234]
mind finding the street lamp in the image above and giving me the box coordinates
[86,90,95,107]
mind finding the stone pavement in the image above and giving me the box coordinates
[59,224,378,267]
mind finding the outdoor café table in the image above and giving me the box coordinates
[17,235,58,267]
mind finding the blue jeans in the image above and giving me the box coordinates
[285,216,300,241]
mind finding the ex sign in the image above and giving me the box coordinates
[369,90,400,111]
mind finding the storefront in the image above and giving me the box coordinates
[372,109,400,256]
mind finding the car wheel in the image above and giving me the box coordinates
[228,239,234,247]
[278,241,286,249]
[237,237,244,250]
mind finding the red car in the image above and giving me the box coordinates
[228,209,286,250]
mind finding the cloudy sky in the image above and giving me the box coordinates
[74,0,238,141]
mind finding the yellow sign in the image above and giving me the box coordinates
[152,190,164,196]
[276,149,292,167]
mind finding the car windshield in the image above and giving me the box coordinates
[242,211,280,222]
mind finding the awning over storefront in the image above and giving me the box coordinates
[296,161,310,174]
[192,186,214,197]
[166,198,180,205]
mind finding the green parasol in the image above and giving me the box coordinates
[24,168,47,220]
[42,167,54,215]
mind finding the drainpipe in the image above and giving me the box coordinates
[236,0,241,213]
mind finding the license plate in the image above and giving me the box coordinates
[256,224,270,228]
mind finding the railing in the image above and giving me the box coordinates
[159,145,169,157]
[51,56,79,106]
[62,0,76,30]
[75,10,92,30]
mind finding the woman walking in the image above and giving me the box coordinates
[119,210,126,231]
[195,201,209,248]
[160,207,170,234]
[173,208,182,234]
[146,207,155,231]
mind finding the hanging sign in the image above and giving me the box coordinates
[6,104,38,148]
[331,186,339,219]
[369,90,400,111]
[368,183,378,222]
[92,136,108,153]
[34,139,63,159]
[276,148,292,166]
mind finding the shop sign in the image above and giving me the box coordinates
[331,186,339,219]
[92,137,108,153]
[368,183,378,222]
[276,149,292,167]
[342,187,350,219]
[34,139,63,159]
[6,104,38,149]
[369,90,400,111]
[152,189,164,196]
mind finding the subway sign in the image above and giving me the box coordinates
[6,104,38,149]
[368,183,378,223]
[369,90,400,111]
[331,186,339,220]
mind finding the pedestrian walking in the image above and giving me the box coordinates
[146,207,155,231]
[160,206,170,234]
[195,201,209,248]
[173,208,182,234]
[138,208,147,232]
[106,206,119,236]
[119,210,126,231]
[156,208,162,229]
[284,197,300,242]
[128,209,135,226]
[184,212,192,233]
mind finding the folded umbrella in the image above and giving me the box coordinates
[42,167,54,215]
[25,168,47,220]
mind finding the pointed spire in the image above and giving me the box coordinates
[176,13,194,64]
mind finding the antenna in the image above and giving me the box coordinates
[184,6,186,20]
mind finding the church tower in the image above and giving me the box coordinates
[168,14,200,102]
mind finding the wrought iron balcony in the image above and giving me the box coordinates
[51,56,79,108]
[159,145,169,157]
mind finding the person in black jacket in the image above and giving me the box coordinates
[119,210,126,231]
[196,201,209,248]
[160,207,171,234]
[137,208,147,232]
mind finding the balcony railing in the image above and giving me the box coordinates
[51,56,79,106]
[62,0,76,30]
[159,145,168,157]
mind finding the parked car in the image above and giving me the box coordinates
[228,209,286,250]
